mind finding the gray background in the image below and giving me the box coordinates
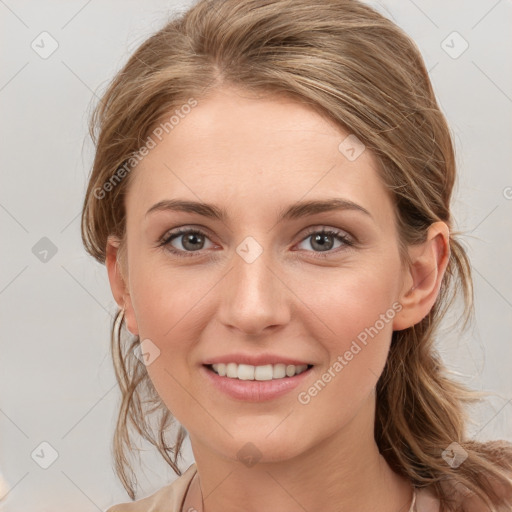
[0,0,511,510]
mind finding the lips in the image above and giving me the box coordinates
[201,363,313,401]
[200,352,316,401]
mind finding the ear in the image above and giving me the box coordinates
[105,236,139,336]
[392,222,450,331]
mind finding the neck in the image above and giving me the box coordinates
[186,392,413,512]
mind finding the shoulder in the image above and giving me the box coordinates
[105,463,197,512]
[457,439,512,511]
[425,440,512,512]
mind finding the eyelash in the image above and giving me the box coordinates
[158,227,355,259]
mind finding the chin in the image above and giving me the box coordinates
[219,431,312,466]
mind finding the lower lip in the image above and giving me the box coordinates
[201,365,313,402]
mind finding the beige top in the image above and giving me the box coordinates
[105,464,197,512]
[105,463,442,512]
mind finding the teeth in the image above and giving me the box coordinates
[211,363,309,380]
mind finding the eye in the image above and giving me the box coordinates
[159,228,215,257]
[295,228,354,257]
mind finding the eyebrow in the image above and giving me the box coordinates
[145,198,373,222]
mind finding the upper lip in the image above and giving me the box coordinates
[203,353,313,366]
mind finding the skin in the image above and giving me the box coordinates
[106,85,450,512]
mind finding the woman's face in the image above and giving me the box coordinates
[111,86,413,463]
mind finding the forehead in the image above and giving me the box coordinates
[126,86,392,222]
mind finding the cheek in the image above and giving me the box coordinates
[128,252,209,339]
[127,258,215,404]
[293,258,401,403]
[297,257,401,348]
[331,273,399,350]
[129,266,204,423]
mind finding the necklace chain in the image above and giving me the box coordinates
[409,486,417,512]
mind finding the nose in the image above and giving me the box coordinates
[216,243,291,337]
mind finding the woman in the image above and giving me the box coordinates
[81,0,512,510]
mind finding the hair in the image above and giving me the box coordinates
[80,0,512,509]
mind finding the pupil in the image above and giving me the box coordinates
[184,233,203,250]
[313,233,333,251]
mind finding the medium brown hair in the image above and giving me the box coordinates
[81,0,512,509]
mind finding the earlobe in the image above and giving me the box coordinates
[105,236,139,336]
[392,222,450,331]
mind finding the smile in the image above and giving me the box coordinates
[202,363,315,402]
